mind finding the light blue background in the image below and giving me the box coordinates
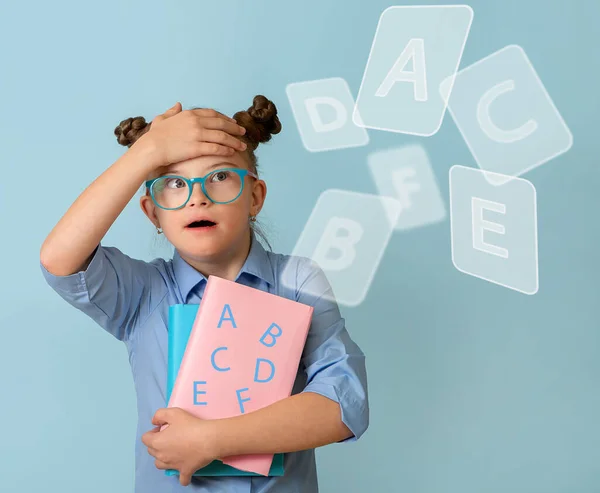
[1,1,598,492]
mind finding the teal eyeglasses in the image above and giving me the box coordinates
[145,168,258,210]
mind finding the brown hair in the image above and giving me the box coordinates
[113,94,281,249]
[114,94,281,173]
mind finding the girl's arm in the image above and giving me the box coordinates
[209,392,352,457]
[40,106,246,276]
[40,106,247,341]
[145,256,368,466]
[40,139,159,276]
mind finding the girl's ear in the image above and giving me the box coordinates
[251,178,267,215]
[140,195,161,229]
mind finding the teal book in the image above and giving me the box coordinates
[165,303,285,477]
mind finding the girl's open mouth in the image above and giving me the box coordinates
[186,220,217,230]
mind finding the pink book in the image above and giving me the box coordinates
[167,275,314,475]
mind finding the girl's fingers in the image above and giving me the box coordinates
[151,102,182,125]
[164,102,182,116]
[163,101,181,116]
[199,115,246,136]
[195,142,237,157]
[154,459,170,470]
[196,128,247,151]
[190,108,237,124]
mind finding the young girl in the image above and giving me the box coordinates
[40,95,369,492]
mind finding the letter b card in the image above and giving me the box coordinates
[449,165,538,295]
[284,190,402,307]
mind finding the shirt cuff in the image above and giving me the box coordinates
[301,381,369,443]
[39,245,103,297]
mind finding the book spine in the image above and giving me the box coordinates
[168,277,214,406]
[166,304,180,404]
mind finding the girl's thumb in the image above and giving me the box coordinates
[153,102,181,125]
[164,102,181,116]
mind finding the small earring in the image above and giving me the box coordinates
[249,215,256,222]
[156,227,163,234]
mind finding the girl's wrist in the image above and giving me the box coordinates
[129,133,166,175]
[197,419,224,461]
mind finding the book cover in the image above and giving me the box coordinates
[166,303,285,477]
[167,275,314,476]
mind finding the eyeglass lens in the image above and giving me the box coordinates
[151,170,244,208]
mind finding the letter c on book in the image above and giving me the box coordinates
[211,346,230,372]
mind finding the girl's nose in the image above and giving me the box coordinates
[187,182,209,207]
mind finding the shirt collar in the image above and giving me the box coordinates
[172,230,275,302]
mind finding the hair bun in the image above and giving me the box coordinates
[234,95,282,150]
[114,116,150,147]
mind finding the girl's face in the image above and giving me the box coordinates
[140,151,266,262]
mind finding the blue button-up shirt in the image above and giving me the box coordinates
[40,231,369,493]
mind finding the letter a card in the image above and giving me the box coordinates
[353,5,473,136]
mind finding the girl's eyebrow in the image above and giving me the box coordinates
[158,162,239,177]
[207,161,240,170]
[158,168,180,177]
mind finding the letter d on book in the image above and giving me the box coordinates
[254,358,275,383]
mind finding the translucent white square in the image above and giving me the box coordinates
[449,165,538,295]
[286,77,369,152]
[285,189,401,307]
[440,45,573,182]
[368,144,446,230]
[353,5,473,136]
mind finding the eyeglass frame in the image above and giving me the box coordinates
[144,167,259,210]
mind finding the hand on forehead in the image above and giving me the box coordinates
[149,152,249,180]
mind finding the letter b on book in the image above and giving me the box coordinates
[259,322,282,347]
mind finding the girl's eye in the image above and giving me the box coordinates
[210,171,230,183]
[166,177,186,189]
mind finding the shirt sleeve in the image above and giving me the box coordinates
[296,257,369,443]
[39,244,168,342]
